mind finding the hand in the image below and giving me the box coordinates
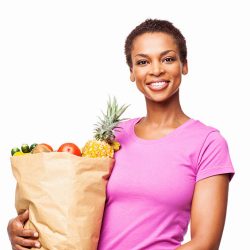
[7,210,41,249]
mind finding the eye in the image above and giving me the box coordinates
[136,60,148,65]
[163,57,175,63]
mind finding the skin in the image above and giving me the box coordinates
[7,210,40,249]
[130,32,190,137]
[130,32,230,249]
[7,31,229,249]
[176,175,229,250]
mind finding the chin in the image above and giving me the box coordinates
[146,90,179,103]
[146,95,172,103]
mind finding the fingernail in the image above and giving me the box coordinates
[34,232,39,237]
[35,242,40,248]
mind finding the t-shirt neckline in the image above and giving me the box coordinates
[130,117,196,145]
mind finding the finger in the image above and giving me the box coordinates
[8,219,25,238]
[14,245,30,250]
[18,210,29,224]
[19,229,39,238]
[14,244,33,250]
[15,236,41,248]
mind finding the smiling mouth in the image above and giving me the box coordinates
[147,80,170,91]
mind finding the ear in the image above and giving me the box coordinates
[182,60,188,75]
[130,69,135,82]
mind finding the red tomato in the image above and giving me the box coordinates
[40,143,53,151]
[57,143,82,156]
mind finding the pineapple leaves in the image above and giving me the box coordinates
[93,95,130,143]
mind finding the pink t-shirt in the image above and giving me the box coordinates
[98,117,235,250]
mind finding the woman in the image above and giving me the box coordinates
[8,19,235,250]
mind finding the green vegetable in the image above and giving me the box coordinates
[11,147,21,156]
[30,143,38,151]
[21,144,30,153]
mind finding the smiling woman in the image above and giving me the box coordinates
[7,18,235,250]
[97,19,235,250]
[130,32,188,102]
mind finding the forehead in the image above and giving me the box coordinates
[131,32,178,56]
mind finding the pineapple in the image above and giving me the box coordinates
[82,96,130,158]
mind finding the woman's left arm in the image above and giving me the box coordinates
[176,174,230,250]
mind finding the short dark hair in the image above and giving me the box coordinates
[124,19,187,69]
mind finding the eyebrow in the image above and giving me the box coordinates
[135,50,176,58]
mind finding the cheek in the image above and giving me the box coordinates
[169,65,183,79]
[133,68,146,81]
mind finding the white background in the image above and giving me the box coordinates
[0,1,249,249]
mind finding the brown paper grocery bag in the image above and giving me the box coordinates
[11,152,115,250]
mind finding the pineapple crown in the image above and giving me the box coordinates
[93,96,130,144]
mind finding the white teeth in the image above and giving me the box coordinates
[150,81,167,86]
[148,81,169,90]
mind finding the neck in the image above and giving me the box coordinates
[143,90,189,128]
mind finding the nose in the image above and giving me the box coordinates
[149,61,165,76]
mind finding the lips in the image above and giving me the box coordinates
[147,80,170,91]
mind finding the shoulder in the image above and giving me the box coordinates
[187,118,230,146]
[192,119,229,147]
[186,119,232,163]
[191,119,220,136]
[114,117,140,138]
[193,120,234,181]
[116,117,139,131]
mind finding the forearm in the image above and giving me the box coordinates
[176,240,200,250]
[176,239,218,250]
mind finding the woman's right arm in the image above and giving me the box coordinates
[7,210,41,249]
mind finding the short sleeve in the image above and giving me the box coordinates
[196,131,235,182]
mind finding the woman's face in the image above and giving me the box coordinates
[130,32,188,103]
